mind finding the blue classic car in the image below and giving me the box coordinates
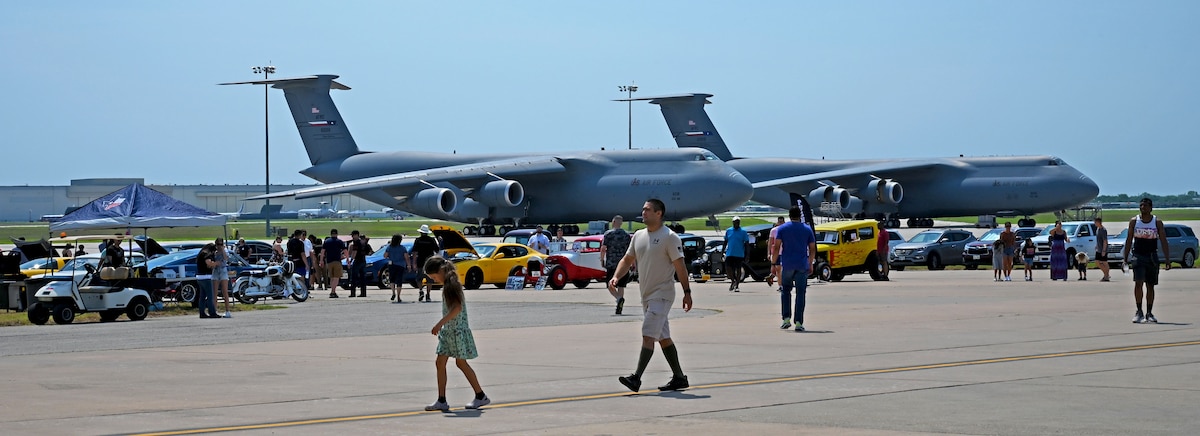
[145,248,259,305]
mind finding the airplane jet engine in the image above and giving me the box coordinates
[867,179,903,206]
[478,180,524,208]
[410,188,458,218]
[807,185,851,210]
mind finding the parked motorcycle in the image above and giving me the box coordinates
[232,261,309,304]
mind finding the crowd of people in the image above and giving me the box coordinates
[10,196,1176,410]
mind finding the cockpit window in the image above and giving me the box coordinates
[1049,158,1064,166]
[701,151,719,161]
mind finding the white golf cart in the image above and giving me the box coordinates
[27,235,165,325]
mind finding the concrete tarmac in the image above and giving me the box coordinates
[1,267,1198,435]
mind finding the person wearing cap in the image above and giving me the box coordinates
[600,215,632,314]
[529,225,551,255]
[724,216,751,292]
[321,229,347,298]
[412,225,441,302]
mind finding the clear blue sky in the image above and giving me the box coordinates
[3,1,1196,196]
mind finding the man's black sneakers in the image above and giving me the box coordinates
[618,374,641,392]
[615,297,625,315]
[658,375,689,391]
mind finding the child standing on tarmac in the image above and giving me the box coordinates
[1075,252,1089,280]
[1022,239,1036,281]
[423,257,490,412]
[992,239,1005,282]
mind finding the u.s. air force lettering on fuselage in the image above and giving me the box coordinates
[630,178,672,186]
[993,180,1030,187]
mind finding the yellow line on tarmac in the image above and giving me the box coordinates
[133,339,1200,436]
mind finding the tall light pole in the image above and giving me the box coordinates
[252,65,275,237]
[618,83,637,149]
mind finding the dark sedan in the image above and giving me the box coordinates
[230,241,275,264]
[342,242,420,289]
[962,227,1042,270]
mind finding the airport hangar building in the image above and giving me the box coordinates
[0,178,387,222]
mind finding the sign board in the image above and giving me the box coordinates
[505,275,525,290]
[534,275,548,290]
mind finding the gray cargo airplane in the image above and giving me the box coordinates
[297,200,340,219]
[219,75,752,235]
[625,93,1100,228]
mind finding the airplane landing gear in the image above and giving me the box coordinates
[667,223,686,233]
[906,218,934,228]
[470,222,584,237]
[548,224,580,235]
[881,217,901,228]
[1017,217,1037,228]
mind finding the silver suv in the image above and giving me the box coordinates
[1105,223,1197,268]
[889,229,976,270]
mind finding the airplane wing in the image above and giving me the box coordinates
[247,156,565,201]
[751,159,970,191]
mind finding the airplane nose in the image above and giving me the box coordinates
[1070,172,1100,204]
[718,168,754,203]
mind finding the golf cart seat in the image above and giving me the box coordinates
[100,267,130,281]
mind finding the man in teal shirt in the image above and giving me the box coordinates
[724,216,751,292]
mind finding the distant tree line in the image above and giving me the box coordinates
[1097,191,1200,208]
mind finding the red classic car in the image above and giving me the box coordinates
[544,235,607,290]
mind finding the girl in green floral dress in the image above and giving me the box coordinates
[423,257,490,411]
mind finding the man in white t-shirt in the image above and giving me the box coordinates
[301,230,316,288]
[610,199,693,393]
[528,226,551,254]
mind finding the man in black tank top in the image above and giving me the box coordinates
[1122,198,1170,324]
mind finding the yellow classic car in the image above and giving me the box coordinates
[812,219,887,282]
[19,257,70,278]
[454,242,544,289]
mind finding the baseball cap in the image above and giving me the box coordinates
[732,216,741,222]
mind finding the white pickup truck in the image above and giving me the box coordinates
[1029,221,1099,268]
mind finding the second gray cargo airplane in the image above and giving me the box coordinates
[627,93,1100,228]
[219,76,752,235]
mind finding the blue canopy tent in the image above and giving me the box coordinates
[50,183,227,232]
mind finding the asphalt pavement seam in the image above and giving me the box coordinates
[129,339,1200,436]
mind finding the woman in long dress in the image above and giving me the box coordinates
[1049,221,1070,280]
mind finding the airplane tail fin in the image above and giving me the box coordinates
[220,75,360,166]
[616,93,733,161]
